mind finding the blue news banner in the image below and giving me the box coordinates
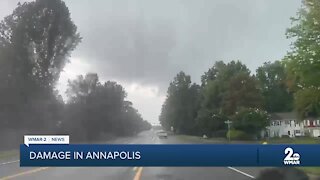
[20,144,320,167]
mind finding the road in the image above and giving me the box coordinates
[0,130,265,180]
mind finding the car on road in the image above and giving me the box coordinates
[157,131,168,139]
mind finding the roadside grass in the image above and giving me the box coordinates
[176,134,320,145]
[299,167,320,176]
[175,134,227,143]
[265,137,320,144]
[0,150,19,160]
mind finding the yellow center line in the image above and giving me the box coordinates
[0,167,50,180]
[133,167,143,180]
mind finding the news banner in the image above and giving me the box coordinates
[20,135,320,167]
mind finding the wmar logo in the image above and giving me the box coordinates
[283,147,300,165]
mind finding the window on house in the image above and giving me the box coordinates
[307,120,310,126]
[288,131,290,135]
[317,120,320,125]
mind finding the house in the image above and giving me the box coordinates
[303,118,320,137]
[266,112,305,138]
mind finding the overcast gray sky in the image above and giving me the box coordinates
[1,0,301,124]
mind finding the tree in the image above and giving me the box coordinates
[294,87,320,118]
[64,73,150,141]
[160,61,265,136]
[222,72,263,115]
[200,61,256,115]
[200,61,224,86]
[256,61,293,112]
[196,109,226,136]
[196,61,263,135]
[159,71,200,134]
[201,61,250,87]
[233,108,269,138]
[66,73,100,104]
[0,0,81,91]
[0,0,81,130]
[284,0,320,118]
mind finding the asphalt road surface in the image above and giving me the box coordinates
[0,130,266,180]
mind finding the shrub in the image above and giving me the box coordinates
[281,135,290,138]
[227,130,252,140]
[233,108,269,136]
[212,130,227,137]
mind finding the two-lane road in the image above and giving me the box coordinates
[0,130,264,180]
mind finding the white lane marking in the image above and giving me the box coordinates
[0,160,20,166]
[227,167,255,179]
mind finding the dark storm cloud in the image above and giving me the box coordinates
[78,16,177,85]
[63,0,301,94]
[0,0,303,123]
[1,0,302,94]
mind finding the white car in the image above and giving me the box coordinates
[157,131,168,138]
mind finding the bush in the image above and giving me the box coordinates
[281,135,290,138]
[212,130,227,137]
[233,108,269,136]
[227,130,252,140]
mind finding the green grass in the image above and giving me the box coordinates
[177,135,320,145]
[299,167,320,176]
[176,134,227,143]
[264,137,320,144]
[0,150,19,160]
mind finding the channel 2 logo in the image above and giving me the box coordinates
[283,147,300,165]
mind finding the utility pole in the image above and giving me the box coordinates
[224,120,232,142]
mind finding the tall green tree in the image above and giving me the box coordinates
[64,73,150,141]
[256,61,293,112]
[199,61,262,113]
[0,0,81,92]
[222,72,263,115]
[0,0,81,130]
[196,61,264,136]
[232,108,269,137]
[284,0,320,118]
[159,71,200,134]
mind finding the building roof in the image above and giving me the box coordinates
[270,112,297,120]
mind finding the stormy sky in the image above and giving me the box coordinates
[1,0,301,124]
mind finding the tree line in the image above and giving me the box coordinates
[0,0,150,149]
[159,0,320,139]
